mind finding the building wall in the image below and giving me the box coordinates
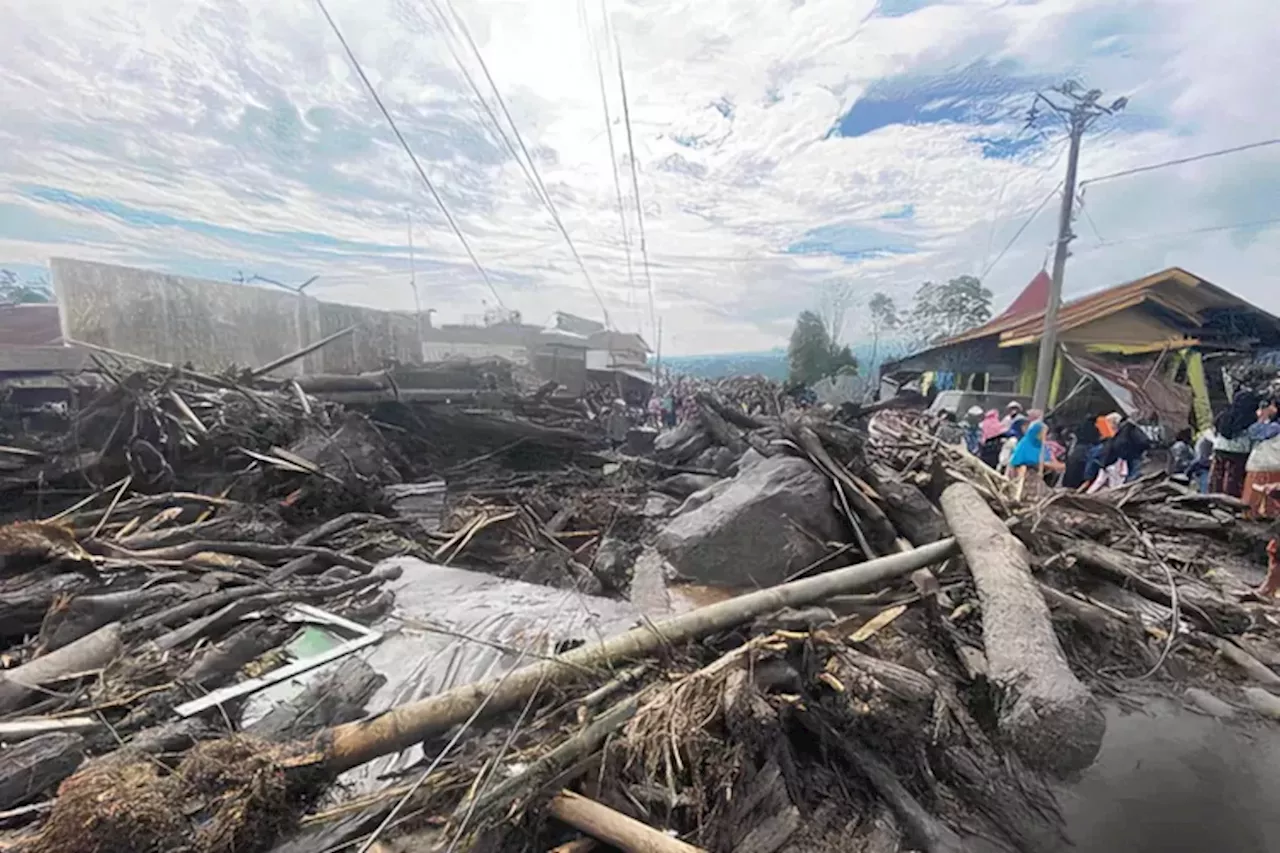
[51,258,421,376]
[421,341,530,364]
[585,348,648,371]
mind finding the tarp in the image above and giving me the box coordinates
[1063,348,1193,429]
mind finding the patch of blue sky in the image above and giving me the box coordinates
[22,186,408,259]
[785,223,916,259]
[881,204,915,220]
[874,0,937,19]
[969,135,1041,160]
[832,61,1051,138]
[0,202,118,245]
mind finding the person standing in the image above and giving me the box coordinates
[1243,399,1280,596]
[1167,427,1195,476]
[1063,415,1102,489]
[962,405,984,455]
[1209,390,1261,497]
[1110,414,1152,483]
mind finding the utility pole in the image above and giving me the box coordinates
[1029,83,1128,411]
[408,211,423,359]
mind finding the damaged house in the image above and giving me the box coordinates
[882,267,1280,430]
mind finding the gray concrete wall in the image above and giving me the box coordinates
[51,258,420,377]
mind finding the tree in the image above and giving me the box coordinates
[817,280,857,346]
[788,310,859,386]
[0,269,53,304]
[906,275,992,349]
[866,291,900,375]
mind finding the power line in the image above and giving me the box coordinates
[1080,138,1280,187]
[439,0,614,327]
[314,0,505,308]
[979,181,1062,280]
[591,0,637,307]
[616,36,658,343]
[1076,215,1280,253]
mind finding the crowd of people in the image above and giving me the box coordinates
[932,387,1280,524]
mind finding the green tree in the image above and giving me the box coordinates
[906,275,992,349]
[866,291,900,373]
[788,310,859,385]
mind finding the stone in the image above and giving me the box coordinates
[655,455,843,587]
[641,493,680,518]
[656,473,722,498]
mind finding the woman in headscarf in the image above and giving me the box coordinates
[1243,398,1280,596]
[1008,411,1063,477]
[977,410,1004,469]
[1209,389,1261,497]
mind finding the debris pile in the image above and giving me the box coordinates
[3,374,1280,853]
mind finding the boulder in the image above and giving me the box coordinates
[656,473,722,499]
[655,455,843,587]
[625,427,657,456]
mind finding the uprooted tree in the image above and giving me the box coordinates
[906,275,993,349]
[787,310,858,386]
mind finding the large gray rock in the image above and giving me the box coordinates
[655,455,843,587]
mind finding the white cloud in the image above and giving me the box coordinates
[1,0,1278,355]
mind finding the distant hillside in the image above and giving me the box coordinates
[659,342,908,381]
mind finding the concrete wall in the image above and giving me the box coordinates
[52,258,421,376]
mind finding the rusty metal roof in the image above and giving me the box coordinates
[943,267,1278,348]
[0,303,62,346]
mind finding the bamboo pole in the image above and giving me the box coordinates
[324,539,956,771]
[548,790,705,853]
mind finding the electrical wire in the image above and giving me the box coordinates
[615,37,659,346]
[979,181,1063,280]
[314,0,505,307]
[439,0,615,328]
[1075,215,1280,253]
[592,0,637,307]
[1080,138,1280,187]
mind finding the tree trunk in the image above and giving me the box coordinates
[940,483,1104,775]
[321,539,957,772]
[862,466,950,546]
[38,584,192,652]
[548,790,707,853]
[246,657,385,742]
[0,733,84,810]
[0,624,124,714]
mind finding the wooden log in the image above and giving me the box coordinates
[38,584,191,652]
[1067,539,1247,634]
[322,539,957,773]
[0,733,84,810]
[1183,687,1237,719]
[180,622,295,688]
[0,624,124,714]
[940,483,1104,775]
[1203,635,1280,688]
[246,657,385,742]
[694,391,765,431]
[695,405,747,457]
[0,717,99,741]
[1242,687,1280,720]
[547,789,706,853]
[787,422,900,555]
[0,572,94,643]
[862,466,950,546]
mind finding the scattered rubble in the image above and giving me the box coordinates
[1,358,1279,853]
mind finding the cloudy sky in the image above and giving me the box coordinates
[2,0,1278,355]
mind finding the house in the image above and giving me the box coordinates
[420,322,590,395]
[882,267,1280,431]
[553,312,654,399]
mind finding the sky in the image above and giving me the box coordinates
[2,0,1279,356]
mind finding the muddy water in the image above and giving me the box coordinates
[1055,701,1280,852]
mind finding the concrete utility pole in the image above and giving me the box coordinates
[1029,83,1127,412]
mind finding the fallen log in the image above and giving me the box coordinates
[787,422,900,555]
[695,391,765,431]
[1066,539,1247,634]
[0,572,95,643]
[0,624,125,714]
[322,538,957,772]
[695,405,747,457]
[246,657,385,742]
[38,584,192,652]
[547,789,706,853]
[940,482,1104,775]
[0,733,84,811]
[862,465,949,546]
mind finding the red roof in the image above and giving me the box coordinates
[994,269,1050,323]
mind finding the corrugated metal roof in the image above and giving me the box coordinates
[943,267,1278,348]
